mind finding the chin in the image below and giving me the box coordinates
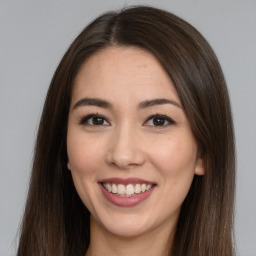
[105,223,149,238]
[94,213,153,238]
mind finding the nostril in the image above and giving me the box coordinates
[106,148,145,169]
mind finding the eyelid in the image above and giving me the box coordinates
[143,114,176,127]
[78,113,175,127]
[79,113,110,126]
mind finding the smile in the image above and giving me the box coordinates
[102,183,154,197]
[99,178,157,207]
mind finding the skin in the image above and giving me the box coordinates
[67,46,204,256]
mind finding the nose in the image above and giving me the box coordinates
[106,126,145,170]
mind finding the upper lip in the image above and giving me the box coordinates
[98,177,156,185]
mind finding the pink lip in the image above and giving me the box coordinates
[98,177,156,207]
[98,177,155,185]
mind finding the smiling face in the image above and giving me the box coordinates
[67,46,204,238]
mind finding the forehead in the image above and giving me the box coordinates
[72,46,180,104]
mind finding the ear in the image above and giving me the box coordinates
[194,157,205,176]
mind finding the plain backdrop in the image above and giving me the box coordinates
[0,1,255,255]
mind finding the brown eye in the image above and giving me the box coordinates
[92,117,105,125]
[80,114,110,126]
[144,114,175,128]
[152,117,165,126]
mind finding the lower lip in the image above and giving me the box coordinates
[99,183,156,207]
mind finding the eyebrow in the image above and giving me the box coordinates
[73,97,112,110]
[138,98,182,109]
[73,97,181,110]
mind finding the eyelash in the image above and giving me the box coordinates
[144,113,176,128]
[79,113,176,128]
[79,113,110,126]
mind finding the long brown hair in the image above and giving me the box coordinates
[17,6,236,256]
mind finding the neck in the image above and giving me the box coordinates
[86,216,175,256]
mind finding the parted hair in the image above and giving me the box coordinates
[17,6,236,256]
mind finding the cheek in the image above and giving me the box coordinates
[67,131,106,211]
[148,134,198,179]
[150,135,197,214]
[67,131,105,176]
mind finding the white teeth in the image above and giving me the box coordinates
[103,183,154,197]
[106,183,112,192]
[126,184,135,195]
[112,183,117,193]
[134,184,141,193]
[117,184,126,195]
[146,184,151,190]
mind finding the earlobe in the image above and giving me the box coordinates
[194,158,205,176]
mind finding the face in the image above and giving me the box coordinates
[67,46,204,238]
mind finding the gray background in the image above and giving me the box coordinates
[0,0,255,255]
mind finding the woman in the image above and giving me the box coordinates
[17,6,236,256]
